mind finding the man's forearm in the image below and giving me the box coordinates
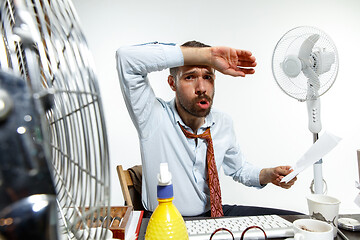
[180,46,212,66]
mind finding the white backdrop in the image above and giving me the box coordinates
[73,0,360,214]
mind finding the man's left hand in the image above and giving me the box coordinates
[260,166,297,189]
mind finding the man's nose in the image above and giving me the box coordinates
[195,77,206,95]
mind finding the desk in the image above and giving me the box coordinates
[138,214,360,239]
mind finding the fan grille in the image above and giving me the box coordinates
[272,26,339,101]
[0,0,110,238]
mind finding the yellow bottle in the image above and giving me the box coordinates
[145,163,189,240]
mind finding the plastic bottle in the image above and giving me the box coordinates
[145,163,189,240]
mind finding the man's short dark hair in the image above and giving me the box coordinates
[169,40,211,78]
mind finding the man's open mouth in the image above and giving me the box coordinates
[200,100,208,105]
[196,98,211,109]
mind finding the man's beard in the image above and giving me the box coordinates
[177,92,214,118]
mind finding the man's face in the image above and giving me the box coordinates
[171,65,215,118]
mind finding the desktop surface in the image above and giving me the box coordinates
[138,214,360,240]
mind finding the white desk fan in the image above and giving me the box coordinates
[272,26,339,194]
[0,0,110,239]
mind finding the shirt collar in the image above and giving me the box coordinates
[170,98,215,132]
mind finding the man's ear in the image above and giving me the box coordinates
[168,75,176,91]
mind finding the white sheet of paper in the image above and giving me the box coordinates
[281,131,341,183]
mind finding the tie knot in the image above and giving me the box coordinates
[178,123,211,141]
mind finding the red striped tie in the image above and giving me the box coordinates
[179,123,224,217]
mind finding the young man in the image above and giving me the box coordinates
[116,41,298,217]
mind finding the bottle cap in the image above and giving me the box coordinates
[157,185,173,199]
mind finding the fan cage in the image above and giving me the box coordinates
[272,26,339,101]
[0,0,111,239]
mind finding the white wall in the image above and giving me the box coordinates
[73,0,360,214]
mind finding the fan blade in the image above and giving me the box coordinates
[298,34,320,65]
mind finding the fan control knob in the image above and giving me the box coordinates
[0,88,13,121]
[282,55,302,78]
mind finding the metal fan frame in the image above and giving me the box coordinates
[0,0,111,238]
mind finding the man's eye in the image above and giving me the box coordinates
[204,75,213,80]
[185,75,193,80]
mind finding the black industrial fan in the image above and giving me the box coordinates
[0,0,111,239]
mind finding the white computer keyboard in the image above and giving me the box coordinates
[186,215,294,239]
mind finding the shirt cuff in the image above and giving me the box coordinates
[162,44,184,69]
[252,166,266,189]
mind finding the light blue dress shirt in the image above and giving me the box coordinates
[116,42,263,216]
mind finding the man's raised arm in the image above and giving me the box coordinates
[180,46,257,77]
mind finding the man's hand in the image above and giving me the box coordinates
[210,47,257,77]
[181,46,257,77]
[259,166,297,189]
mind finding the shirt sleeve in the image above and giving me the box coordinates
[220,115,264,188]
[115,42,183,139]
